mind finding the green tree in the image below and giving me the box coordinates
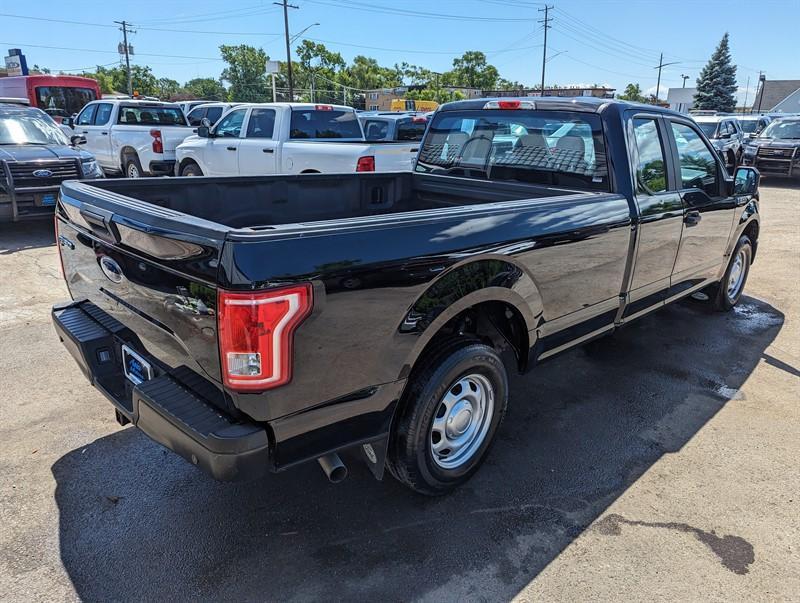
[157,77,181,100]
[445,51,499,89]
[79,67,116,94]
[184,77,227,101]
[618,83,646,102]
[220,44,268,102]
[106,65,157,96]
[693,33,737,112]
[341,55,401,90]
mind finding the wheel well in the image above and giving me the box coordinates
[300,169,320,174]
[120,147,137,169]
[178,157,200,175]
[413,301,530,378]
[743,220,759,261]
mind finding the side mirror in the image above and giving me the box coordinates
[197,126,210,138]
[200,117,212,128]
[734,166,760,196]
[63,117,75,129]
[719,131,731,139]
[70,134,87,146]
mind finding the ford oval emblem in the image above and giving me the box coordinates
[32,169,54,178]
[99,256,124,284]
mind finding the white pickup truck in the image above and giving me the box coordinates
[175,103,420,176]
[63,99,193,178]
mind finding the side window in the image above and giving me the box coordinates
[245,108,276,138]
[215,109,246,138]
[632,118,668,194]
[186,107,205,126]
[76,104,97,125]
[94,103,113,126]
[669,121,720,197]
[205,106,223,124]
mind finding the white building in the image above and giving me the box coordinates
[667,87,697,113]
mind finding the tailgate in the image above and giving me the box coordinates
[159,126,194,156]
[370,142,420,172]
[55,180,230,409]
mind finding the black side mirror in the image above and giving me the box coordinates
[734,166,760,196]
[719,131,731,139]
[200,117,212,128]
[197,126,210,138]
[70,134,87,146]
[63,117,75,129]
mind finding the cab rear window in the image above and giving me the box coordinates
[118,106,187,126]
[289,109,362,139]
[416,109,609,191]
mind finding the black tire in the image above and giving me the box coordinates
[710,235,752,312]
[180,162,203,177]
[387,339,508,496]
[123,154,144,178]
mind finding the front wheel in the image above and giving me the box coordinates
[711,235,752,311]
[180,162,203,177]
[387,340,508,496]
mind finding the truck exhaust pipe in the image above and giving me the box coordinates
[317,453,348,483]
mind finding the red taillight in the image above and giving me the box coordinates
[217,284,313,392]
[149,129,163,154]
[411,116,427,123]
[483,100,536,110]
[315,104,333,111]
[356,156,375,172]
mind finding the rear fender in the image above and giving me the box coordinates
[398,257,543,379]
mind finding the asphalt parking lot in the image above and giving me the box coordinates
[1,181,798,602]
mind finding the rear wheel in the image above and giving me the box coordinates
[710,235,752,311]
[124,155,144,178]
[180,162,203,177]
[387,339,508,496]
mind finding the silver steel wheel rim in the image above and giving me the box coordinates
[127,163,139,178]
[727,248,747,299]
[430,373,494,470]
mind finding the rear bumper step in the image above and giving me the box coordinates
[52,300,270,481]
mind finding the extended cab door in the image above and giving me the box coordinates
[237,107,279,175]
[665,118,736,295]
[624,113,684,319]
[204,107,246,176]
[75,103,112,169]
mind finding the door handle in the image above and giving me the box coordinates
[262,148,274,153]
[81,130,89,134]
[226,146,237,151]
[101,132,108,136]
[684,210,702,227]
[410,148,419,153]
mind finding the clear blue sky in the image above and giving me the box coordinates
[2,0,797,100]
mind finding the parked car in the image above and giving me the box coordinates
[53,97,761,495]
[175,103,421,176]
[0,103,102,222]
[185,102,239,127]
[692,115,745,170]
[741,116,800,178]
[63,99,192,177]
[359,111,428,142]
[736,114,772,139]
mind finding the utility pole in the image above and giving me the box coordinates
[275,0,299,100]
[538,5,553,96]
[681,74,690,88]
[114,20,134,96]
[653,53,679,104]
[742,75,750,115]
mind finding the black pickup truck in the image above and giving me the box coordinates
[53,98,761,495]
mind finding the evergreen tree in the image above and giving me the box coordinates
[693,33,738,112]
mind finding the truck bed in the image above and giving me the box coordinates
[77,172,585,230]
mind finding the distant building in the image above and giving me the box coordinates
[752,79,800,113]
[667,87,697,113]
[362,86,483,111]
[484,86,615,99]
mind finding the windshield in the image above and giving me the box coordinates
[415,109,609,191]
[759,120,800,139]
[0,111,70,145]
[696,122,718,137]
[118,106,187,126]
[35,86,96,118]
[738,120,759,134]
[290,108,363,139]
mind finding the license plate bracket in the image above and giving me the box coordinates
[122,344,153,385]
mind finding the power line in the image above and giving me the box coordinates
[0,41,223,61]
[304,0,538,22]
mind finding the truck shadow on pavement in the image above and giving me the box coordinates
[51,296,784,602]
[0,220,55,254]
